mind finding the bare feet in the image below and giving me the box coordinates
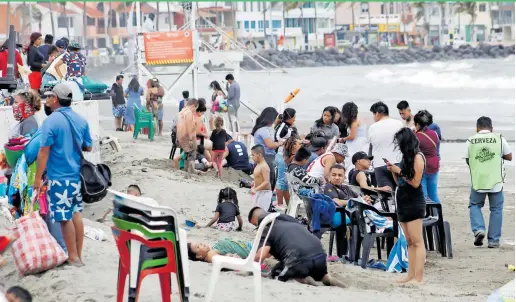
[67,259,85,267]
[407,279,424,285]
[95,218,105,223]
[394,275,414,284]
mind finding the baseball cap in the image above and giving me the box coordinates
[55,39,66,49]
[331,143,349,157]
[44,83,73,100]
[352,151,374,165]
[307,136,327,152]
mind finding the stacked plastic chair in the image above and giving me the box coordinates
[133,104,155,141]
[109,190,190,302]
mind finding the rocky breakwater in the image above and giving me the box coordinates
[241,43,515,70]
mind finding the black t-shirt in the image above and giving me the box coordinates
[111,83,125,105]
[210,129,230,151]
[323,183,359,201]
[216,202,240,223]
[348,169,372,187]
[259,219,324,262]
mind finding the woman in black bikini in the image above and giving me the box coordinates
[386,127,426,284]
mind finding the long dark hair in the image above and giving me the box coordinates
[283,134,300,162]
[414,110,432,129]
[252,107,278,135]
[25,32,41,56]
[341,102,358,129]
[394,128,420,180]
[218,187,239,207]
[209,80,223,92]
[315,106,337,128]
[128,77,140,92]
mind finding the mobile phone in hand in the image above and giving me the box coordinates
[382,158,390,165]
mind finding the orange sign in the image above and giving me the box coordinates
[143,31,193,65]
[324,33,336,48]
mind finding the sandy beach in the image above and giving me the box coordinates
[0,128,513,302]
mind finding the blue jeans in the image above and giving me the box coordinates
[43,213,68,254]
[421,172,440,203]
[469,188,504,244]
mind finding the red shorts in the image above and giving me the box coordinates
[28,71,42,89]
[212,150,225,153]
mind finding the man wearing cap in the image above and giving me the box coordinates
[34,83,93,267]
[307,143,348,182]
[349,151,392,192]
[306,136,328,168]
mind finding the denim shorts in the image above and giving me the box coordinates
[274,153,288,191]
[47,179,83,222]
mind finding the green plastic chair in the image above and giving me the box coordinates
[133,104,155,141]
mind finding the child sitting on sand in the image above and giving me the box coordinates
[199,187,242,231]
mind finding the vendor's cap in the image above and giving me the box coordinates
[352,151,373,165]
[331,143,349,157]
[307,136,327,152]
[68,41,81,50]
[44,83,72,100]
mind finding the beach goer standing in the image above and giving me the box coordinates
[310,106,340,140]
[176,99,199,175]
[0,39,24,80]
[55,41,86,80]
[146,78,165,136]
[252,107,283,190]
[414,110,440,203]
[210,117,230,179]
[38,34,54,62]
[10,91,41,137]
[124,77,144,131]
[208,81,226,129]
[200,187,243,231]
[225,74,240,117]
[275,135,302,208]
[178,90,189,112]
[339,102,368,172]
[34,83,93,267]
[250,145,273,211]
[26,33,46,92]
[368,101,403,190]
[397,100,415,130]
[111,75,126,131]
[466,116,512,248]
[274,108,297,147]
[307,143,348,182]
[386,128,426,284]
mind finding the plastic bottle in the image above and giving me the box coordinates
[505,264,515,272]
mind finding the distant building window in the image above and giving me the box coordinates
[272,20,281,29]
[302,3,313,9]
[244,20,249,31]
[97,37,106,48]
[251,21,256,29]
[250,2,254,12]
[258,20,263,29]
[479,4,486,12]
[57,16,73,29]
[243,2,247,12]
[120,13,127,27]
[237,21,241,29]
[265,20,269,29]
[87,16,95,26]
[110,10,117,27]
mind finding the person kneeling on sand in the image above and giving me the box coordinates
[198,187,243,231]
[248,207,346,288]
[96,184,141,223]
[250,145,273,211]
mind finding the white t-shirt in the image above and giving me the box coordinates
[367,118,404,168]
[464,130,512,193]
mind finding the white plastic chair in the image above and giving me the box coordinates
[205,212,280,302]
[99,136,122,152]
[285,173,304,217]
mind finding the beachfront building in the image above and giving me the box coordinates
[234,2,336,50]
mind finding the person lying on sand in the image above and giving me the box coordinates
[198,187,243,232]
[5,286,33,302]
[187,239,252,263]
[249,207,347,288]
[96,184,141,223]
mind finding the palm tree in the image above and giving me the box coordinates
[456,2,477,42]
[413,2,429,46]
[166,1,172,31]
[59,2,70,39]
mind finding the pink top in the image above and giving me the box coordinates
[416,129,440,174]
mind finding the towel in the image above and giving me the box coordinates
[387,222,408,273]
[308,193,336,232]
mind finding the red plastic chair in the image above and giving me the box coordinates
[111,227,178,302]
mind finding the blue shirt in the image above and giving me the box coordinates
[39,107,93,180]
[253,126,276,156]
[226,141,251,171]
[428,123,442,158]
[179,99,185,112]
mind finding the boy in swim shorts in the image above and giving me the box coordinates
[250,145,273,211]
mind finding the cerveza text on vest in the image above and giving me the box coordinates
[469,137,499,144]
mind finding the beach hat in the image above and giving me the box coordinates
[44,83,72,101]
[68,41,81,50]
[352,151,374,165]
[331,143,349,157]
[307,136,327,152]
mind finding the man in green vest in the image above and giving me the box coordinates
[466,116,512,248]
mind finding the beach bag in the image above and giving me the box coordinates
[10,212,67,276]
[60,112,112,204]
[81,75,108,93]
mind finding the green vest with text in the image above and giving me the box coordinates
[468,132,503,191]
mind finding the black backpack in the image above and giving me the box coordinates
[61,112,111,203]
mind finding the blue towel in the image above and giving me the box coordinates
[308,193,336,232]
[387,222,409,273]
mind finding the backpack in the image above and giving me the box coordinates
[61,112,111,204]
